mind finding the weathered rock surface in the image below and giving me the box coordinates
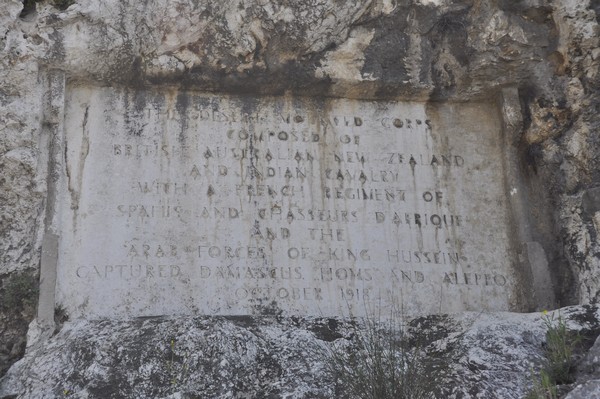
[0,271,37,377]
[1,305,599,398]
[568,334,600,399]
[1,0,600,397]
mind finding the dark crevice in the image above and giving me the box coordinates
[19,0,37,18]
[20,0,75,19]
[590,0,600,21]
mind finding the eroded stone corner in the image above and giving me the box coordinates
[499,87,556,312]
[34,69,67,343]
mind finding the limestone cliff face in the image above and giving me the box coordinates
[0,0,599,397]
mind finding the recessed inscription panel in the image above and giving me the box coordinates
[56,86,516,318]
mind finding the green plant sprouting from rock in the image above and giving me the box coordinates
[544,312,579,384]
[166,337,190,387]
[526,311,581,399]
[527,369,558,399]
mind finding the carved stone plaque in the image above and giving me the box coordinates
[55,86,519,318]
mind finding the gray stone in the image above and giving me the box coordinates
[522,241,555,310]
[0,305,597,399]
[0,0,599,396]
[582,187,600,218]
[565,380,600,399]
[569,334,600,396]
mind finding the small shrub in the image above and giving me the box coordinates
[543,312,579,384]
[165,338,190,386]
[526,369,558,399]
[325,309,437,399]
[526,311,580,398]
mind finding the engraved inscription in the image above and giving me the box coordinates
[55,87,516,318]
